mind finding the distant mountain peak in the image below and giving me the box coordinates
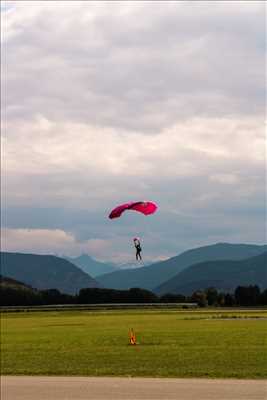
[64,254,117,278]
[76,254,94,261]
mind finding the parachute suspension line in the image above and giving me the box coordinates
[108,200,158,265]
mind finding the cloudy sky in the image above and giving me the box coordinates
[1,1,266,263]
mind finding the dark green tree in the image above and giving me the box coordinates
[191,291,207,307]
[160,293,187,303]
[235,285,260,306]
[260,289,267,305]
[205,287,218,306]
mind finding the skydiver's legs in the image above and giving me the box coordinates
[136,250,142,261]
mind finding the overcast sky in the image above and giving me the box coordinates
[1,1,266,263]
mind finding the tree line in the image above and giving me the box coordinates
[1,283,267,307]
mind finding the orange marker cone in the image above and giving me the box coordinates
[129,328,137,345]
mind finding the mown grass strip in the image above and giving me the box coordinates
[1,310,266,378]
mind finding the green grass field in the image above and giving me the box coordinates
[1,309,267,378]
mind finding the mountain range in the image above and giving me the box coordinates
[155,252,267,295]
[0,252,100,295]
[97,243,267,291]
[1,243,266,297]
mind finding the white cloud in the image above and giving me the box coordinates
[1,227,161,262]
[3,115,264,194]
[1,227,114,258]
[4,115,264,171]
[1,228,77,255]
[209,174,239,185]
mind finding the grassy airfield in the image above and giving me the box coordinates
[1,309,267,378]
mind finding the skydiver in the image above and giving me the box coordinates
[133,238,142,261]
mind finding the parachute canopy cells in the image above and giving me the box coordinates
[109,201,158,219]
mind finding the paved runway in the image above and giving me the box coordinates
[1,376,266,400]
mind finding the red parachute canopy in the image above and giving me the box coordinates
[109,201,158,219]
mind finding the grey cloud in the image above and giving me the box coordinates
[3,1,265,132]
